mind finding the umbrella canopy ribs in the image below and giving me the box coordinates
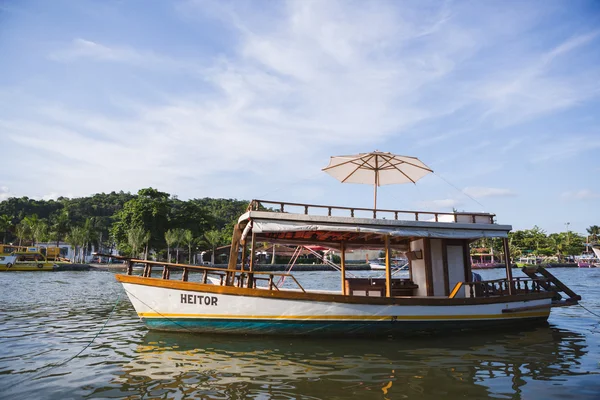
[322,151,433,209]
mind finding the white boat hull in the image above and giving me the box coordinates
[120,279,551,336]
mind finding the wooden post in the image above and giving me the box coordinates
[248,232,255,289]
[240,242,247,272]
[385,235,392,297]
[340,241,346,295]
[374,156,379,210]
[503,237,513,295]
[226,224,243,286]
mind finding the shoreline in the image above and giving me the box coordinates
[86,262,586,272]
[88,263,373,272]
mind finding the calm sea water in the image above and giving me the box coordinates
[1,268,599,399]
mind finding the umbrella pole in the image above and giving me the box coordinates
[373,184,377,210]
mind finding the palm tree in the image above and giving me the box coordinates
[204,229,222,264]
[548,234,566,261]
[50,209,70,247]
[587,225,600,244]
[66,226,86,262]
[15,222,29,247]
[82,218,100,261]
[31,221,48,247]
[173,228,186,263]
[164,229,177,263]
[128,226,150,259]
[183,230,195,264]
[0,215,11,244]
[22,215,39,245]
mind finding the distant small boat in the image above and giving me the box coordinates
[577,246,599,268]
[471,252,501,269]
[369,257,408,271]
[0,252,56,271]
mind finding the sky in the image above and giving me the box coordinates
[0,0,599,235]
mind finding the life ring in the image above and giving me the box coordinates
[37,263,44,269]
[6,263,12,268]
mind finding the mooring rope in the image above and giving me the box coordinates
[256,170,324,200]
[433,172,486,209]
[579,303,600,319]
[4,291,122,391]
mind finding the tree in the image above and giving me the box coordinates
[66,226,86,263]
[183,230,195,264]
[204,229,222,264]
[548,233,567,261]
[83,217,101,258]
[164,229,178,263]
[173,228,186,263]
[564,232,585,257]
[508,237,522,261]
[128,226,150,259]
[20,214,41,245]
[49,209,70,247]
[111,188,171,255]
[31,221,48,247]
[587,225,600,244]
[15,222,29,247]
[0,215,11,244]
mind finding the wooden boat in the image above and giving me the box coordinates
[0,252,57,271]
[114,200,580,337]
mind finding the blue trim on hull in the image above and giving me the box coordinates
[142,317,549,337]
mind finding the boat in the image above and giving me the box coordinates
[0,251,57,271]
[578,245,600,268]
[112,198,581,337]
[593,245,600,263]
[471,252,500,269]
[369,257,408,271]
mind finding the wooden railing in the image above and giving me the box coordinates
[119,257,306,292]
[449,277,551,299]
[249,199,496,224]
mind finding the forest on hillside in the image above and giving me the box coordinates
[0,188,248,262]
[0,188,597,263]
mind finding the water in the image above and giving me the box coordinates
[1,268,599,399]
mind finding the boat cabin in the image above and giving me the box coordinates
[115,199,581,302]
[225,200,514,299]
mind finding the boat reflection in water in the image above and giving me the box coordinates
[110,324,594,399]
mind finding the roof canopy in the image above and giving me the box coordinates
[239,209,511,250]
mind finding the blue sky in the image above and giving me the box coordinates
[1,0,599,235]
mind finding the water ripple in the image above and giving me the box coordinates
[0,269,599,399]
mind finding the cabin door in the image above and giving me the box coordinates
[446,243,467,298]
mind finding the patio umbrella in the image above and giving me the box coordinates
[322,151,433,209]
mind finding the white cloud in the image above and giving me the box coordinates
[463,187,516,198]
[561,190,600,200]
[475,30,600,126]
[2,0,599,205]
[49,38,199,72]
[41,193,61,201]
